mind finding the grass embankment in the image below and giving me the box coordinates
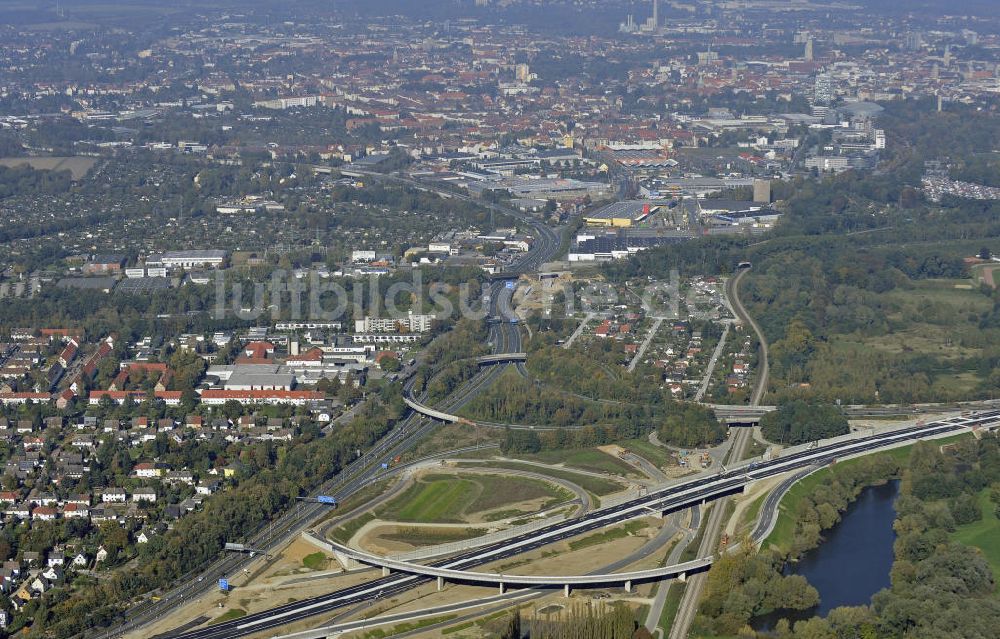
[330,472,573,542]
[378,473,570,523]
[620,438,675,468]
[734,491,768,538]
[301,552,330,571]
[209,609,247,625]
[658,584,686,633]
[568,520,647,551]
[381,474,479,523]
[455,461,626,496]
[316,479,392,526]
[380,527,486,546]
[951,488,1000,587]
[329,511,376,544]
[518,448,640,476]
[360,615,458,638]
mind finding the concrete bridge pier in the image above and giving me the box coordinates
[564,584,570,597]
[437,576,444,591]
[678,572,686,583]
[382,566,390,577]
[499,582,506,595]
[625,580,632,593]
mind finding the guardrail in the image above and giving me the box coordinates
[331,541,711,592]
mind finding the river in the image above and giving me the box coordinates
[754,479,901,630]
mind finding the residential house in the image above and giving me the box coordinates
[132,489,157,503]
[40,565,63,583]
[4,503,30,520]
[102,488,127,503]
[133,462,168,478]
[63,503,89,519]
[195,480,220,496]
[32,506,58,521]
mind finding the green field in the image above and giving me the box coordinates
[302,552,330,571]
[620,438,675,468]
[328,511,376,544]
[382,474,480,523]
[822,278,996,399]
[457,461,626,495]
[568,520,647,551]
[736,491,768,539]
[380,526,487,546]
[378,473,568,523]
[360,615,457,639]
[658,583,686,633]
[209,609,247,625]
[518,448,640,476]
[951,489,1000,588]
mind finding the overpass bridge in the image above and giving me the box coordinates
[475,352,526,364]
[402,395,471,424]
[171,411,1000,639]
[319,411,1000,599]
[327,542,710,596]
[488,272,521,281]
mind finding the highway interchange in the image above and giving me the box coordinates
[106,172,1000,639]
[168,410,1000,639]
[102,172,559,639]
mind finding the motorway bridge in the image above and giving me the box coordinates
[328,542,710,595]
[169,410,1000,639]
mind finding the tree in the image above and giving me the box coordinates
[379,354,401,372]
[222,400,243,421]
[760,401,849,445]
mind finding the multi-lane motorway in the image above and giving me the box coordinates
[102,173,559,639]
[169,410,1000,639]
[104,173,996,639]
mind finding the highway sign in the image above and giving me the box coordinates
[505,280,515,290]
[218,578,229,592]
[317,495,337,505]
[223,543,245,552]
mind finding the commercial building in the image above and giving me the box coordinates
[583,201,661,228]
[146,250,227,270]
[354,313,434,334]
[655,177,755,198]
[568,230,693,262]
[468,177,612,202]
[804,156,851,172]
[206,364,295,391]
[83,255,126,275]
